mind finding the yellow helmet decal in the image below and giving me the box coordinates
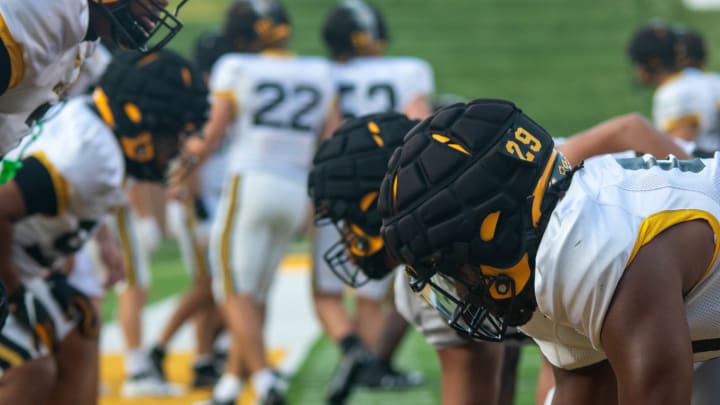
[479,253,532,300]
[349,224,384,257]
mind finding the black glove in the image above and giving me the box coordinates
[46,272,99,339]
[8,286,58,352]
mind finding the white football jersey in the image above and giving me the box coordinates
[525,154,720,369]
[210,53,335,181]
[330,56,434,117]
[5,97,125,279]
[0,0,92,154]
[653,69,719,154]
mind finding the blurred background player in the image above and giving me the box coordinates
[674,24,720,158]
[0,0,188,159]
[148,30,234,390]
[176,1,335,404]
[313,1,432,402]
[0,48,208,405]
[626,21,719,156]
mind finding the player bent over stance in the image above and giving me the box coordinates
[380,99,720,404]
[0,49,207,405]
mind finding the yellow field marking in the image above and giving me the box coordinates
[100,350,287,405]
[278,253,310,273]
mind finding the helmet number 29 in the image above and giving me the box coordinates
[505,127,542,162]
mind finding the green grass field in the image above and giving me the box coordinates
[111,1,720,403]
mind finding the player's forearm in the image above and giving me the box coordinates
[0,218,21,292]
[561,113,691,164]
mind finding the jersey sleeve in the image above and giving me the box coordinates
[653,84,704,133]
[209,55,245,115]
[410,59,435,96]
[534,192,638,350]
[23,102,125,218]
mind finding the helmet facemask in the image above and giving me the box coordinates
[316,191,389,288]
[94,0,189,52]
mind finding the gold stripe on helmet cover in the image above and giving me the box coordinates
[93,88,116,128]
[480,211,500,242]
[359,191,378,212]
[530,149,558,228]
[0,12,25,89]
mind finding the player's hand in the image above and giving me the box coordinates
[8,286,58,351]
[46,273,99,339]
[97,233,125,289]
[167,136,205,187]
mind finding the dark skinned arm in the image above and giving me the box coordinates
[599,220,713,405]
[0,181,28,293]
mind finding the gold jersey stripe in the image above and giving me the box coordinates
[221,176,241,296]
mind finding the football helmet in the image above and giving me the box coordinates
[94,49,209,183]
[627,21,678,73]
[322,0,388,59]
[193,31,234,77]
[224,0,292,51]
[308,112,418,287]
[674,25,706,69]
[89,0,189,52]
[378,99,575,341]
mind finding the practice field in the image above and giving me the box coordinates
[98,1,720,404]
[100,242,543,405]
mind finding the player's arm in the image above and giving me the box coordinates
[319,98,343,143]
[557,113,692,165]
[170,93,236,187]
[403,94,432,120]
[0,154,68,292]
[599,220,714,404]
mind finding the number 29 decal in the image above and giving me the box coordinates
[505,127,542,162]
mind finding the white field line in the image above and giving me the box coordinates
[100,270,320,375]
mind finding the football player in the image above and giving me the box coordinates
[379,98,720,405]
[0,0,189,160]
[0,49,207,405]
[180,2,335,404]
[674,25,720,160]
[627,22,719,156]
[149,31,234,390]
[310,108,692,405]
[314,2,433,401]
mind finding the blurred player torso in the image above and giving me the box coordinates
[211,53,334,181]
[6,97,125,279]
[0,0,93,154]
[526,154,720,369]
[653,68,720,155]
[332,56,434,118]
